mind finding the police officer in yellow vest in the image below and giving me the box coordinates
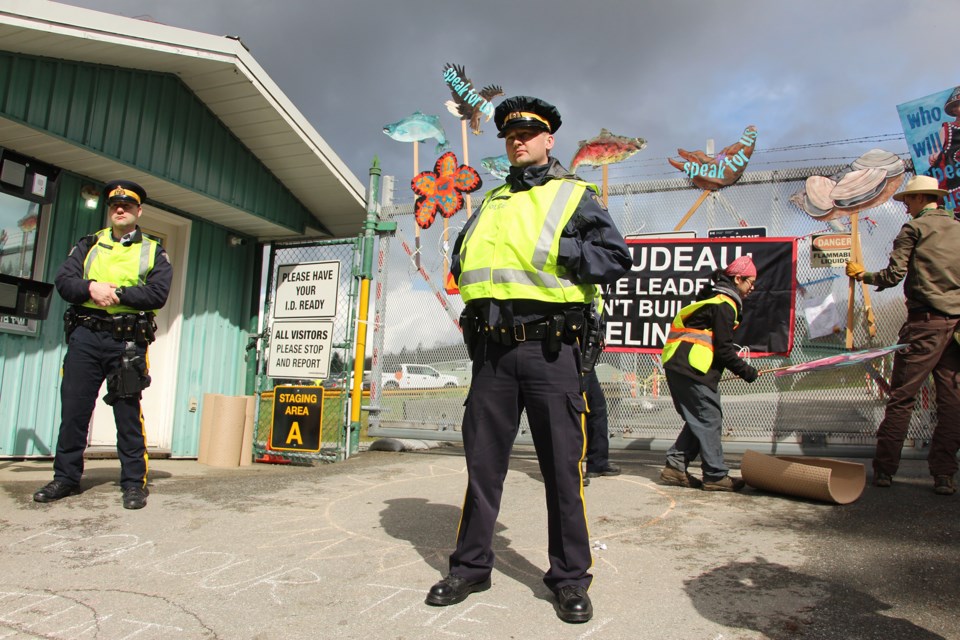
[425,97,631,623]
[659,256,759,492]
[33,180,172,510]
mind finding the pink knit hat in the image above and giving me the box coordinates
[723,256,757,278]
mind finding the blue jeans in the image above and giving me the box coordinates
[664,369,729,481]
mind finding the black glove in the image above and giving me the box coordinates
[743,365,759,383]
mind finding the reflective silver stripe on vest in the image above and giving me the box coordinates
[459,181,580,289]
[666,328,714,345]
[137,241,151,284]
[532,180,576,268]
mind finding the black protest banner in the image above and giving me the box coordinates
[603,238,797,356]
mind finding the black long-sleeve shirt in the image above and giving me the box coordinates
[663,278,759,390]
[451,158,631,326]
[55,227,172,314]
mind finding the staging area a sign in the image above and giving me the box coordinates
[270,385,323,452]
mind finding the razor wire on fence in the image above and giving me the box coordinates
[368,163,939,457]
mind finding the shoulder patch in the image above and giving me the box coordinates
[591,193,606,209]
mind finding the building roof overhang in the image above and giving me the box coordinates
[0,0,367,240]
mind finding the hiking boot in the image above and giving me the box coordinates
[122,486,149,510]
[873,471,892,488]
[659,466,703,489]
[933,475,956,496]
[702,475,745,492]
[33,480,81,503]
[585,464,621,478]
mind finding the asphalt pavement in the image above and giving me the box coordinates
[0,444,957,640]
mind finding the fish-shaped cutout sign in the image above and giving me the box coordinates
[569,128,647,172]
[411,152,482,229]
[668,126,758,190]
[480,154,511,180]
[383,111,449,155]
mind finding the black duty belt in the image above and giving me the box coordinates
[79,315,117,332]
[486,321,551,344]
[78,312,154,332]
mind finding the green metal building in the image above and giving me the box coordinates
[0,1,366,457]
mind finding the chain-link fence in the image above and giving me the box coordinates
[369,164,938,457]
[254,238,363,462]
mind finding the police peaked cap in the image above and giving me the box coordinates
[495,96,562,138]
[104,179,146,206]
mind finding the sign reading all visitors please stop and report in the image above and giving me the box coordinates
[267,260,339,380]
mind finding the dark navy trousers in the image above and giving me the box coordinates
[449,338,592,592]
[54,325,149,490]
[584,369,610,472]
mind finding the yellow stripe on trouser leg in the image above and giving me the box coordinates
[138,405,149,489]
[577,400,593,570]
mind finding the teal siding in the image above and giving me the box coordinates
[170,223,256,457]
[0,174,92,455]
[0,172,257,457]
[0,50,316,234]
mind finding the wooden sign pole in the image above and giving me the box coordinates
[674,190,711,231]
[853,212,877,338]
[413,141,421,270]
[846,212,860,348]
[846,211,878,348]
[602,164,609,208]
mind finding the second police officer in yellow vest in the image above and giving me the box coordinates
[426,97,631,623]
[33,180,172,510]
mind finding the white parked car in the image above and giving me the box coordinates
[381,364,458,390]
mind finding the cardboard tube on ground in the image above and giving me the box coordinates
[205,395,248,468]
[197,393,224,465]
[741,449,865,505]
[239,395,256,467]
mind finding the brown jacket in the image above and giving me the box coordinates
[864,207,960,316]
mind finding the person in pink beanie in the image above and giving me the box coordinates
[658,255,760,491]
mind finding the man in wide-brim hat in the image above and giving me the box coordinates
[846,174,960,496]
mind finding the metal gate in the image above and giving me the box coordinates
[368,163,938,458]
[253,238,363,463]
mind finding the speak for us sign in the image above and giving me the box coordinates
[602,238,797,356]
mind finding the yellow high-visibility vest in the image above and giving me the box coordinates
[661,294,739,373]
[81,228,159,315]
[458,179,598,304]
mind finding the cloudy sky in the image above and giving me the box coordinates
[52,0,960,355]
[60,0,959,195]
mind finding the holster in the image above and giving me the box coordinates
[545,313,565,354]
[578,307,605,377]
[460,308,483,360]
[63,307,79,343]
[103,341,151,405]
[136,312,157,345]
